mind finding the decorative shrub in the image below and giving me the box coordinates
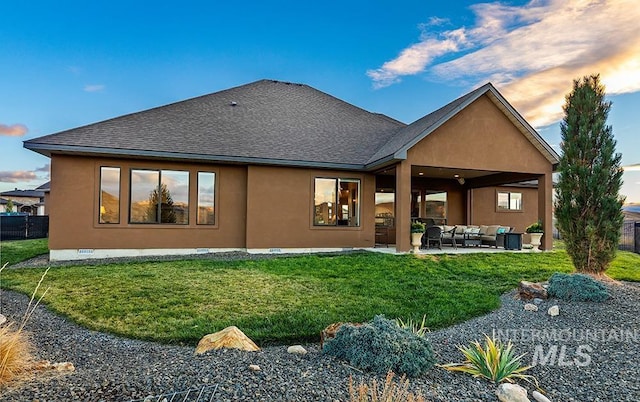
[323,315,435,377]
[525,221,544,233]
[410,222,425,234]
[547,272,610,302]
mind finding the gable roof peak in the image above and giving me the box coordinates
[365,82,559,168]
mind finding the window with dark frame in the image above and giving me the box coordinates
[197,172,216,225]
[130,169,189,224]
[99,167,120,224]
[497,191,522,211]
[313,178,360,227]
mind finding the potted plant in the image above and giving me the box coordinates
[525,221,544,248]
[410,222,425,253]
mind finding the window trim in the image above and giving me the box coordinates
[129,168,190,225]
[313,177,361,228]
[98,166,121,224]
[196,171,216,225]
[496,190,523,212]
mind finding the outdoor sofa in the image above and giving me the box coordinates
[437,224,513,248]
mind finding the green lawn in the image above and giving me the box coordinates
[0,238,48,267]
[1,247,639,346]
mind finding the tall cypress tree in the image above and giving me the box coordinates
[555,74,624,274]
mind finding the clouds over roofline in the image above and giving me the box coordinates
[367,0,640,127]
[0,171,38,183]
[0,164,50,183]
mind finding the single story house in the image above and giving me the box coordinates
[24,79,558,261]
[0,186,47,215]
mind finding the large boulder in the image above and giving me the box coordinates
[195,326,259,354]
[518,281,548,300]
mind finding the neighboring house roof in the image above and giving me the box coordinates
[35,181,51,192]
[0,189,46,198]
[24,79,559,170]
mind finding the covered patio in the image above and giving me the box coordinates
[369,85,558,253]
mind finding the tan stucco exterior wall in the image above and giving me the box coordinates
[406,96,550,173]
[245,165,376,249]
[48,155,247,250]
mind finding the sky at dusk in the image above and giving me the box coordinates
[2,0,639,203]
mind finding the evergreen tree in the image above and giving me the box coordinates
[555,74,624,274]
[6,199,14,213]
[146,184,177,223]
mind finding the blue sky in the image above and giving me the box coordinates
[2,0,640,202]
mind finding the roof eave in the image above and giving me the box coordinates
[24,143,367,171]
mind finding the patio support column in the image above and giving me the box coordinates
[538,170,553,250]
[396,161,412,252]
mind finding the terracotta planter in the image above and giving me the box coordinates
[411,232,423,253]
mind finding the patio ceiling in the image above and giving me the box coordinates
[376,165,540,189]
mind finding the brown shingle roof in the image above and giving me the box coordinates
[25,80,405,169]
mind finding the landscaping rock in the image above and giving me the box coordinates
[52,362,75,372]
[548,305,560,317]
[532,390,552,402]
[287,345,307,355]
[34,360,75,372]
[496,383,530,402]
[248,364,261,372]
[533,298,544,305]
[524,303,538,312]
[518,281,548,300]
[0,313,6,326]
[195,326,260,354]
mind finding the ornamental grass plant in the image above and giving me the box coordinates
[0,264,49,385]
[440,334,537,386]
[394,315,429,338]
[349,371,425,402]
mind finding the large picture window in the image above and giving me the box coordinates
[314,178,360,227]
[497,191,522,211]
[197,172,216,225]
[99,167,120,224]
[130,169,189,224]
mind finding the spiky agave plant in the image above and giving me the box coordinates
[439,334,537,386]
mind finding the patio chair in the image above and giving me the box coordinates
[441,225,457,249]
[422,226,442,249]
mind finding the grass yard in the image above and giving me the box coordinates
[0,238,48,267]
[1,247,639,346]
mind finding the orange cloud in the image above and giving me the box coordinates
[368,0,640,127]
[0,123,28,137]
[0,171,38,183]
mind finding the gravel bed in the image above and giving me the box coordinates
[1,262,639,401]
